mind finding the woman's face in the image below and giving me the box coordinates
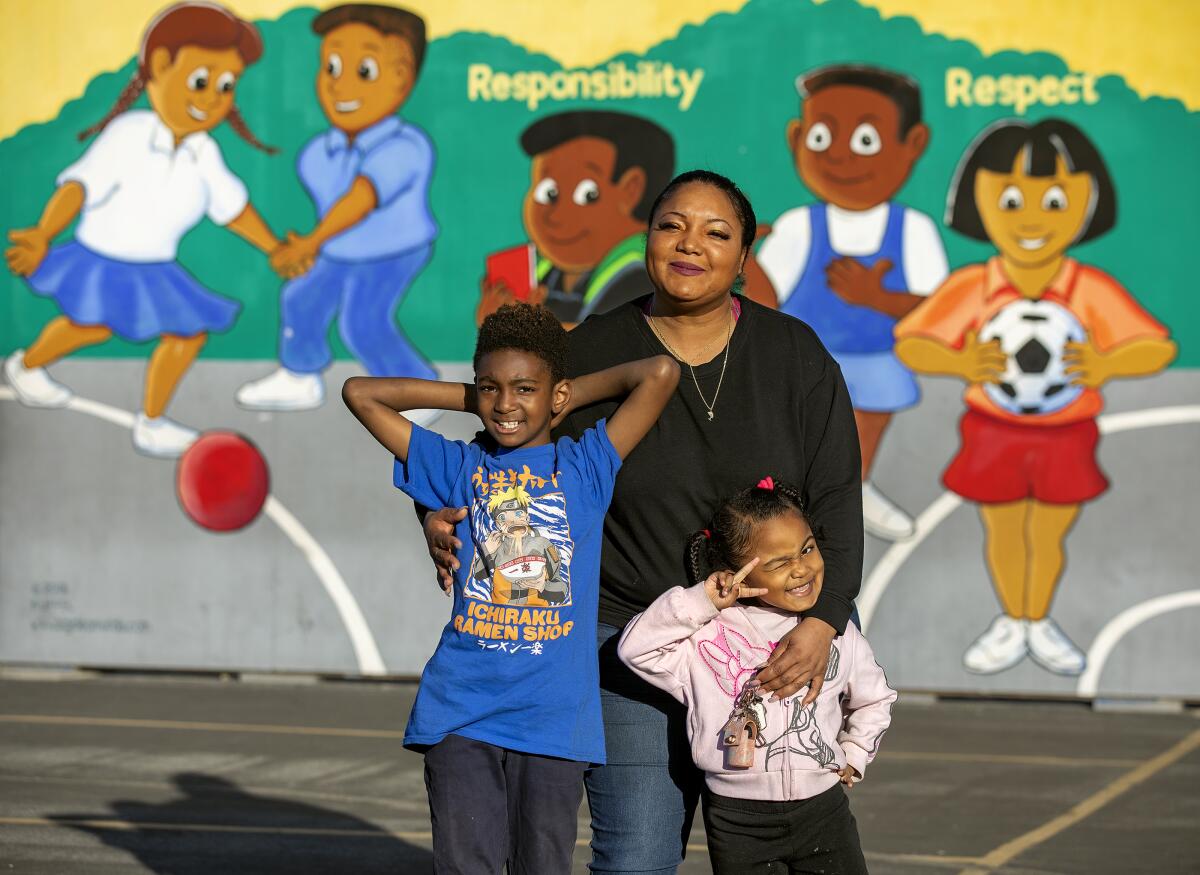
[974,149,1094,268]
[646,182,747,309]
[146,45,245,138]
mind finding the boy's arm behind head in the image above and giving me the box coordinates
[342,376,475,461]
[596,355,680,459]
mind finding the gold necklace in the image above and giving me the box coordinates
[648,306,733,422]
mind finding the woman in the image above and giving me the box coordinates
[422,170,863,872]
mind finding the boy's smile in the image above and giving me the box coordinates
[317,22,414,135]
[524,136,645,274]
[788,84,928,211]
[475,350,569,449]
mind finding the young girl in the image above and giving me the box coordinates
[4,2,281,458]
[895,119,1176,675]
[619,477,895,874]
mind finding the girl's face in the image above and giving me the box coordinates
[974,149,1095,268]
[146,45,245,138]
[741,511,824,613]
[647,182,747,310]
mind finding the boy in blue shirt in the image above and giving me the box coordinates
[342,303,679,873]
[238,4,438,412]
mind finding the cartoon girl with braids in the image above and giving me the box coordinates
[4,2,282,457]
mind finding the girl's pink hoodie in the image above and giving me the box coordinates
[619,584,897,801]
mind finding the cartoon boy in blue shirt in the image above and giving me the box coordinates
[237,4,437,412]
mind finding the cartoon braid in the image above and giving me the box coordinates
[78,71,147,141]
[685,530,712,587]
[226,106,279,155]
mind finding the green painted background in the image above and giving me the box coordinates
[2,0,1196,364]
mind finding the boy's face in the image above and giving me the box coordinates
[146,45,245,139]
[788,84,928,211]
[475,349,570,449]
[317,23,414,134]
[523,136,646,273]
[743,511,824,614]
[974,150,1094,268]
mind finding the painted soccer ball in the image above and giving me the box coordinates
[979,299,1086,416]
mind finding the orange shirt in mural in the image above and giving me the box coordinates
[895,257,1169,426]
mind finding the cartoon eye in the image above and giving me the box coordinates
[849,123,882,156]
[1041,185,1068,211]
[805,122,832,153]
[572,179,600,206]
[216,72,236,94]
[358,57,380,81]
[533,178,559,205]
[186,67,211,91]
[326,53,343,78]
[999,185,1024,211]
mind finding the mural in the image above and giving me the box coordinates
[2,0,1197,700]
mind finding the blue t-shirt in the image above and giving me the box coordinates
[297,116,438,261]
[394,421,621,763]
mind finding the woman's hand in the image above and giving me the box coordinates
[423,507,467,595]
[6,227,50,276]
[754,616,837,705]
[702,558,763,610]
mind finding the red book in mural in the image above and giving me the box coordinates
[485,243,537,301]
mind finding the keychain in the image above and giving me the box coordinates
[721,682,767,769]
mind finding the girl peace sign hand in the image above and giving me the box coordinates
[703,557,764,610]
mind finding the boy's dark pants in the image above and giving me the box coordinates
[424,733,587,874]
[703,783,869,874]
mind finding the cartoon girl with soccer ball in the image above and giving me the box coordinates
[895,119,1176,676]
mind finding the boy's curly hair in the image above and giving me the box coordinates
[474,303,568,383]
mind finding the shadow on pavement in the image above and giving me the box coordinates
[50,772,434,874]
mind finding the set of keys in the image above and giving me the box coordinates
[721,682,768,769]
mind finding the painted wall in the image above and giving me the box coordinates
[2,0,1197,698]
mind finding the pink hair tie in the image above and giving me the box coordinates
[703,529,712,539]
[757,476,775,491]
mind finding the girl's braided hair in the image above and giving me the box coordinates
[686,476,812,586]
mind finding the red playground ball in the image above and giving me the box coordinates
[176,431,270,532]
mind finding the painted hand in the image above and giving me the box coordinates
[838,765,861,788]
[423,506,467,596]
[270,231,318,279]
[477,278,519,325]
[703,557,764,610]
[6,227,50,277]
[958,329,1007,384]
[1064,336,1110,388]
[826,257,891,308]
[754,616,836,705]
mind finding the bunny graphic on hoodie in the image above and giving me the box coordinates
[619,583,896,801]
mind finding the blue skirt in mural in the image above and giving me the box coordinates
[27,241,241,342]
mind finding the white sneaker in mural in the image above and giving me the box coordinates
[4,349,73,408]
[862,481,915,540]
[1027,617,1086,675]
[963,614,1028,674]
[235,368,325,411]
[132,412,198,459]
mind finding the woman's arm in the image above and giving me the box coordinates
[569,355,679,459]
[342,377,476,462]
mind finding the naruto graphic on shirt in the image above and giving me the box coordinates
[469,485,570,606]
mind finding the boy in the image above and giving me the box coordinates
[759,64,948,540]
[477,110,675,329]
[238,4,437,412]
[342,303,678,872]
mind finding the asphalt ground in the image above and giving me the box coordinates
[0,673,1197,874]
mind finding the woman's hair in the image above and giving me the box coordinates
[475,302,569,383]
[945,118,1115,244]
[79,2,275,153]
[686,477,811,586]
[648,169,758,253]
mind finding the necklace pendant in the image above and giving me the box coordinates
[707,410,714,421]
